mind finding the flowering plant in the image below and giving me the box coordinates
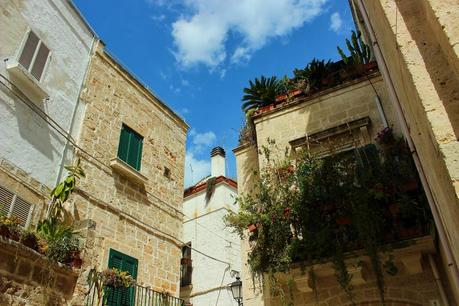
[100,268,136,288]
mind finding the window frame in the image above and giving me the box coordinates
[16,28,51,82]
[117,124,144,171]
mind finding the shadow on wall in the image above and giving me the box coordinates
[0,86,56,160]
[397,0,459,139]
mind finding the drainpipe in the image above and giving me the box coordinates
[429,254,450,306]
[55,36,96,185]
[374,95,388,128]
[354,0,459,290]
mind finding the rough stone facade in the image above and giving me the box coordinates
[73,41,188,297]
[0,237,79,306]
[350,0,459,302]
[233,74,449,305]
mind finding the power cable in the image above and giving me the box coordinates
[0,73,237,265]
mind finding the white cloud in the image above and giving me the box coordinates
[150,14,166,23]
[191,130,216,147]
[184,129,217,186]
[329,12,343,33]
[171,0,327,68]
[184,151,211,187]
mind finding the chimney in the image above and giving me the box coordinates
[211,147,226,177]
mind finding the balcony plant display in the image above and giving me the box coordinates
[242,76,279,113]
[19,229,39,251]
[293,58,333,93]
[87,267,136,305]
[225,133,431,305]
[35,158,85,267]
[337,30,375,77]
[0,215,21,241]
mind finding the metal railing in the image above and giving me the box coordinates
[85,283,185,306]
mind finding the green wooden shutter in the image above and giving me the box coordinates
[118,125,130,163]
[107,249,138,306]
[117,124,143,171]
[127,132,142,171]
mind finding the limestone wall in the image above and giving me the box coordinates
[0,237,79,306]
[253,74,396,166]
[355,0,459,301]
[73,42,188,296]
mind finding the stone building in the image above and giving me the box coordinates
[349,0,459,303]
[72,40,188,301]
[0,0,94,228]
[0,1,188,304]
[233,70,452,305]
[180,147,241,306]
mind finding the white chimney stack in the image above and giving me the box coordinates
[211,147,226,177]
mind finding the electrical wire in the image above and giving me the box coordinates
[0,73,236,265]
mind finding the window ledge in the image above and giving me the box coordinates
[5,58,48,102]
[110,158,148,184]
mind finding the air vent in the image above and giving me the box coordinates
[0,185,34,227]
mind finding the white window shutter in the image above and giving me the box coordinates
[0,185,34,227]
[31,42,49,81]
[18,31,39,70]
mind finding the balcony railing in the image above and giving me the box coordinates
[85,283,185,306]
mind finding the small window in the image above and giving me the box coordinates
[0,185,34,227]
[180,243,192,287]
[18,30,50,82]
[117,124,143,171]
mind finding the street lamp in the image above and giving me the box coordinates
[228,276,243,306]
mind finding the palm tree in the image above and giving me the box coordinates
[241,76,279,113]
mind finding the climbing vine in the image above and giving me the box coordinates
[225,131,431,304]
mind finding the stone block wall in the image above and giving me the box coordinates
[253,74,398,166]
[0,237,78,306]
[355,0,459,301]
[73,41,188,296]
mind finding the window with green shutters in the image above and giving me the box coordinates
[106,249,138,306]
[117,124,143,171]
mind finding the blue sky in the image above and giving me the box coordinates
[73,0,355,187]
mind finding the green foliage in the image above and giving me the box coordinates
[337,30,373,66]
[293,58,333,91]
[225,132,431,303]
[241,76,279,113]
[48,158,85,221]
[36,218,79,263]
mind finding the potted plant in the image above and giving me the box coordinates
[242,76,279,114]
[20,230,39,251]
[247,224,257,233]
[70,250,83,269]
[0,215,20,241]
[337,31,374,79]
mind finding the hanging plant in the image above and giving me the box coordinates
[225,133,431,304]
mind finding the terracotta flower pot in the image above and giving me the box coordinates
[20,235,39,251]
[276,94,287,102]
[258,104,274,114]
[247,224,257,233]
[401,179,419,192]
[336,216,352,225]
[0,225,10,238]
